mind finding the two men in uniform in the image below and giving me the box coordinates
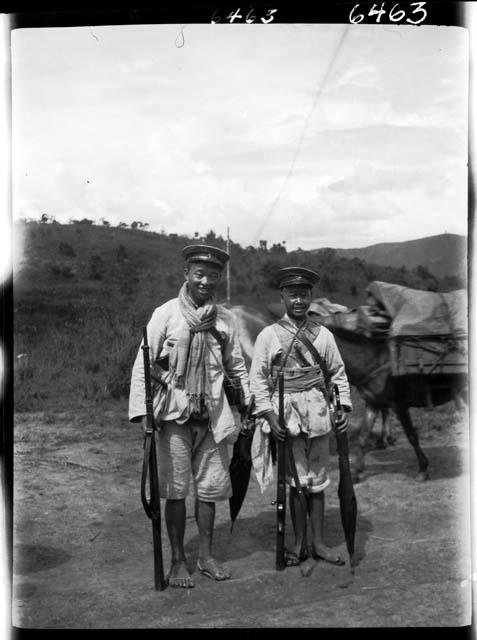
[129,244,352,587]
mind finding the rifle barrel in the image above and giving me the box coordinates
[276,372,286,571]
[149,431,166,590]
[141,327,166,591]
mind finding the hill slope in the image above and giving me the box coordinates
[333,233,467,280]
[12,221,465,411]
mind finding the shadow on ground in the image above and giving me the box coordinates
[356,442,465,482]
[183,504,373,571]
[14,544,71,575]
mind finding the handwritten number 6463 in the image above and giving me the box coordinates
[349,2,427,25]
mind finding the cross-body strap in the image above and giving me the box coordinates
[277,319,337,426]
[209,325,227,353]
[277,320,331,385]
[207,325,240,390]
[270,322,305,394]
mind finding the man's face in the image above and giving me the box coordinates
[280,286,312,320]
[185,261,222,305]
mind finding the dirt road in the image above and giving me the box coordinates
[12,400,471,628]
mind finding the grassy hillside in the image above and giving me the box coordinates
[333,233,467,281]
[13,220,464,411]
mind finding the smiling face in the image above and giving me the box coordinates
[280,285,312,321]
[184,261,222,305]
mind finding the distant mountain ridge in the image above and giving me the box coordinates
[331,233,467,280]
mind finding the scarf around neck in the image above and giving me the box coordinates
[169,282,218,412]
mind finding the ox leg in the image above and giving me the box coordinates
[379,407,396,447]
[386,414,397,446]
[452,384,466,411]
[362,404,379,451]
[394,404,429,481]
[349,404,378,483]
[375,407,387,449]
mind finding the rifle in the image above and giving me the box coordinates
[140,327,166,591]
[275,372,286,570]
[333,384,343,422]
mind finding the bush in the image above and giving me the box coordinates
[48,262,76,279]
[59,242,75,257]
[116,244,128,262]
[89,255,104,280]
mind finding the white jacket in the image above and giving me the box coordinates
[129,298,250,444]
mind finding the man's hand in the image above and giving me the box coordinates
[240,411,255,433]
[264,410,286,442]
[140,416,149,434]
[335,412,349,433]
[140,416,159,434]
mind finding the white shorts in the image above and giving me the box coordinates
[157,419,232,502]
[285,432,330,493]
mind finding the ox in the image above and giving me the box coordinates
[226,305,269,369]
[230,301,466,483]
[316,320,467,482]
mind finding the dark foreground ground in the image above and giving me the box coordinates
[11,398,471,628]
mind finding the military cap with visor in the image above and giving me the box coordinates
[182,244,230,269]
[277,266,320,289]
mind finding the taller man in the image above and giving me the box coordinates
[129,245,250,588]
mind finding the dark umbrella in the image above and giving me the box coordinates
[333,384,357,573]
[228,395,256,530]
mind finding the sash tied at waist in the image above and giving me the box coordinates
[271,364,326,393]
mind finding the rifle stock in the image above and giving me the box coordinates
[275,372,286,571]
[140,327,166,591]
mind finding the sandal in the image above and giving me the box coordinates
[197,558,232,581]
[284,548,309,567]
[284,550,300,567]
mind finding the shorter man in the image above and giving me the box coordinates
[250,267,352,575]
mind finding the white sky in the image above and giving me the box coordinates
[9,22,469,251]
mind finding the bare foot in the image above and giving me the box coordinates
[299,556,317,577]
[167,561,195,588]
[312,544,345,566]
